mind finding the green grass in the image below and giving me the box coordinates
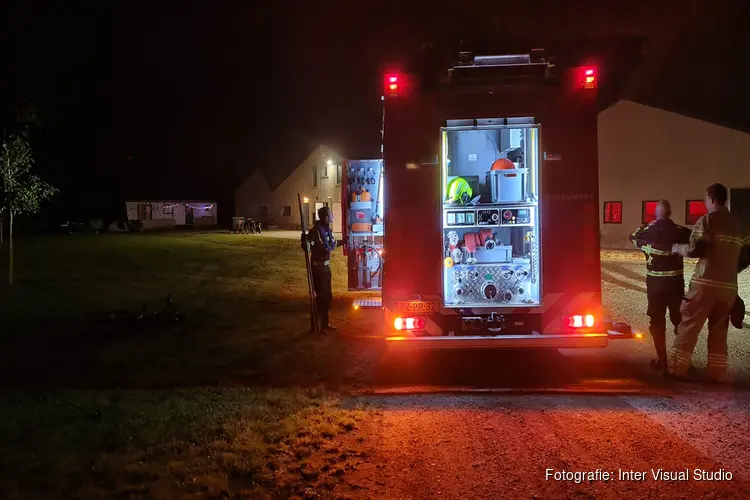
[0,231,361,389]
[0,231,373,498]
[0,387,368,498]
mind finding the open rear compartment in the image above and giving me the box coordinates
[344,159,384,291]
[441,120,541,308]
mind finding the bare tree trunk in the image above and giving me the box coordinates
[8,211,13,285]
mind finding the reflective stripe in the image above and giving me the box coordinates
[714,234,745,245]
[641,244,672,257]
[691,276,737,291]
[647,269,683,277]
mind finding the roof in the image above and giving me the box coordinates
[238,142,343,193]
[615,2,750,135]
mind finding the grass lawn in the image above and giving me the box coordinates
[0,231,378,498]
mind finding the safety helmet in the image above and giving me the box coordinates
[446,177,473,204]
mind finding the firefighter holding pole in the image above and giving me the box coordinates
[301,206,341,335]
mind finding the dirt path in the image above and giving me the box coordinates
[331,392,750,499]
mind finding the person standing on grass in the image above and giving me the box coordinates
[669,183,750,383]
[629,200,692,372]
[301,206,342,335]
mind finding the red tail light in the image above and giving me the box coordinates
[394,316,426,331]
[565,314,596,329]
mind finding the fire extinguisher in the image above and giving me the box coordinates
[356,246,365,287]
[363,245,372,289]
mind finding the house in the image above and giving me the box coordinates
[125,200,218,230]
[599,100,750,248]
[234,144,345,234]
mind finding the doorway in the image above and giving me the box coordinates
[302,203,311,229]
[185,205,194,225]
[730,188,750,234]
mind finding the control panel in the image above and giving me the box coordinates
[477,209,500,226]
[500,208,532,226]
[445,210,476,227]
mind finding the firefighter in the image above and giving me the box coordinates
[629,200,692,372]
[301,206,341,334]
[669,183,750,382]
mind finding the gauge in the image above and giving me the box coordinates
[502,290,513,302]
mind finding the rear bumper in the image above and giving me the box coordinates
[386,333,607,349]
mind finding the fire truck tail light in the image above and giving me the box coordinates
[565,314,596,329]
[394,316,426,331]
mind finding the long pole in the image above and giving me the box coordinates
[298,193,320,338]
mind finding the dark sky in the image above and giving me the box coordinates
[0,0,747,221]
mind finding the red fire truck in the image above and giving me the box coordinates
[362,48,640,348]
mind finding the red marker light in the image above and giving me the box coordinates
[385,74,400,97]
[582,67,597,89]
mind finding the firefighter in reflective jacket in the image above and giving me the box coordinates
[629,200,692,371]
[670,183,750,382]
[301,206,341,334]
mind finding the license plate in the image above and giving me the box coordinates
[394,301,437,313]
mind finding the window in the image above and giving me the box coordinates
[163,204,173,215]
[603,201,622,224]
[259,206,268,217]
[313,166,318,186]
[685,200,707,225]
[336,163,342,185]
[321,164,329,178]
[642,201,658,224]
[281,206,292,217]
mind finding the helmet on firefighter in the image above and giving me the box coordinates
[446,177,472,204]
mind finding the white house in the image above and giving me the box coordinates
[599,100,750,248]
[125,200,218,230]
[235,144,344,234]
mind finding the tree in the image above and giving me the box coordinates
[0,100,43,247]
[0,133,57,284]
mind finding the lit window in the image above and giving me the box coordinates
[685,200,707,225]
[642,201,658,224]
[603,201,622,224]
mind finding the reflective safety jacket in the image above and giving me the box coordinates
[675,206,750,295]
[630,218,692,278]
[307,221,338,263]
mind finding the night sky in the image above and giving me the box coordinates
[0,0,747,223]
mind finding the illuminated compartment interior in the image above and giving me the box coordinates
[441,120,541,307]
[346,159,384,291]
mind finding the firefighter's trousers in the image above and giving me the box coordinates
[668,284,735,381]
[312,262,333,329]
[646,275,684,363]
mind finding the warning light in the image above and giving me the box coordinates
[582,67,597,89]
[385,74,400,97]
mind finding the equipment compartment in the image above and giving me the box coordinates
[344,159,384,291]
[441,122,541,307]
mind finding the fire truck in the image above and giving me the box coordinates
[344,48,640,348]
